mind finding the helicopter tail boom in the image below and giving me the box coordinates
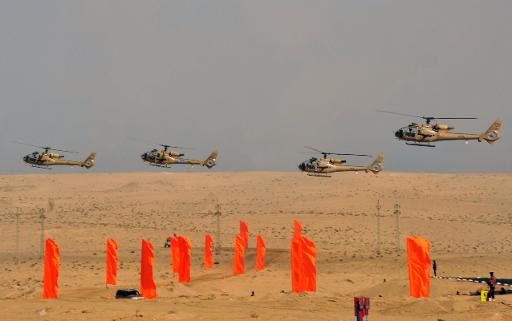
[480,119,502,144]
[367,154,384,174]
[203,150,218,169]
[81,152,96,169]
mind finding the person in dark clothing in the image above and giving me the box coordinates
[432,260,437,277]
[164,236,171,248]
[488,272,497,301]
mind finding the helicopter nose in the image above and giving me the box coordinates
[141,153,147,161]
[395,129,403,139]
[23,155,28,162]
[298,162,306,171]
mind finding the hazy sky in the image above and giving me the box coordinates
[0,1,510,173]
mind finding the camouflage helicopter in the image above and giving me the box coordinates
[141,144,218,169]
[14,142,96,169]
[298,146,384,177]
[378,110,502,147]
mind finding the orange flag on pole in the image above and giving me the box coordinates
[407,236,431,298]
[233,234,245,275]
[140,239,157,299]
[204,233,214,269]
[291,236,303,292]
[294,219,302,238]
[240,220,249,249]
[291,219,317,293]
[256,235,266,271]
[106,239,119,286]
[178,236,191,283]
[301,236,317,292]
[171,236,180,274]
[43,238,60,299]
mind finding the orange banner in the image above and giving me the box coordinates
[178,236,191,283]
[140,239,157,299]
[407,236,431,298]
[171,236,180,274]
[43,238,60,299]
[106,239,119,285]
[301,236,317,292]
[291,236,303,292]
[291,228,317,293]
[294,219,302,238]
[204,233,213,269]
[233,234,245,275]
[256,235,266,271]
[240,220,249,249]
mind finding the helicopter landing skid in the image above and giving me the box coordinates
[30,165,51,170]
[149,164,172,168]
[307,173,331,178]
[405,142,436,148]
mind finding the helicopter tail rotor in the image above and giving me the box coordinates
[81,152,96,169]
[367,154,384,174]
[480,119,502,143]
[203,150,218,169]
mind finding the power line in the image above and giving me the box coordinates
[15,207,20,265]
[394,203,401,254]
[214,204,221,257]
[39,208,46,260]
[376,199,382,256]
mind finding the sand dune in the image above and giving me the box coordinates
[0,172,511,320]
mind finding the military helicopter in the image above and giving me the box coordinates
[378,110,502,147]
[298,146,384,177]
[141,144,218,169]
[14,142,96,169]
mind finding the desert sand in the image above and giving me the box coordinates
[0,171,511,321]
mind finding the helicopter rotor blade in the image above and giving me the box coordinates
[11,140,44,149]
[304,147,371,157]
[11,141,78,153]
[159,144,194,150]
[376,110,422,118]
[47,147,79,154]
[330,153,372,157]
[377,111,477,121]
[304,146,323,154]
[426,117,478,120]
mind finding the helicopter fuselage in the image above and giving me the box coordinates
[141,149,218,168]
[23,151,96,168]
[395,126,482,142]
[298,155,384,175]
[394,120,501,145]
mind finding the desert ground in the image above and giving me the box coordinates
[0,172,511,321]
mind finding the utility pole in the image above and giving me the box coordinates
[376,199,382,256]
[15,208,21,265]
[394,203,401,253]
[214,204,221,256]
[39,208,46,260]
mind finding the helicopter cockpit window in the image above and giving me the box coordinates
[305,158,318,170]
[404,126,418,137]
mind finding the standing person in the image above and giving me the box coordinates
[432,260,437,277]
[488,272,497,301]
[164,236,171,248]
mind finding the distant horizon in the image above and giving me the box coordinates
[1,169,511,176]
